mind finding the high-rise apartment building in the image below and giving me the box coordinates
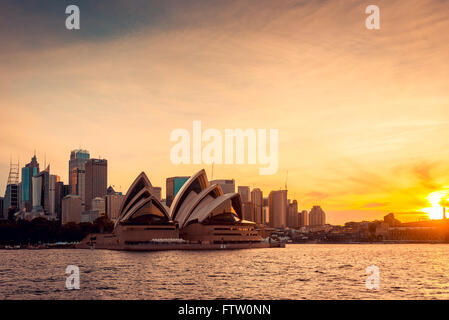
[309,206,326,226]
[85,158,107,211]
[268,190,288,228]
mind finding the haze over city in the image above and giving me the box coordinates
[1,0,449,225]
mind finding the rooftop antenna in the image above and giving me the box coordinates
[285,170,288,190]
[211,162,214,180]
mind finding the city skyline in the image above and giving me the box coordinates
[1,0,449,225]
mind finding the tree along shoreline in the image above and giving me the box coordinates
[0,216,114,245]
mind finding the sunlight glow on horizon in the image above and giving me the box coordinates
[420,188,449,220]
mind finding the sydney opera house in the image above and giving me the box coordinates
[78,169,272,250]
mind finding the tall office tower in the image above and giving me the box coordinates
[238,186,250,202]
[309,206,326,226]
[263,197,269,224]
[85,158,107,210]
[21,155,40,212]
[3,161,20,219]
[210,179,235,194]
[251,188,263,224]
[287,200,299,228]
[49,174,60,218]
[62,195,82,224]
[68,149,90,204]
[238,186,252,220]
[299,210,309,227]
[153,187,162,201]
[166,176,189,207]
[268,190,288,228]
[54,181,68,221]
[32,165,50,214]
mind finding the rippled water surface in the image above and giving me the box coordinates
[1,244,449,299]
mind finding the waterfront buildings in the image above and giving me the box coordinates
[268,190,288,228]
[309,206,326,226]
[62,195,82,224]
[165,176,189,207]
[68,149,90,205]
[85,158,107,211]
[21,155,39,212]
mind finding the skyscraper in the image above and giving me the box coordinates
[3,161,20,219]
[85,158,107,211]
[251,188,263,224]
[49,174,60,218]
[287,200,299,228]
[268,190,288,228]
[309,206,326,226]
[166,176,189,207]
[32,165,50,214]
[68,149,90,204]
[21,154,39,212]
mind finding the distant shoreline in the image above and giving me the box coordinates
[1,240,448,250]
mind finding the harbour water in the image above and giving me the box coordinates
[1,244,448,299]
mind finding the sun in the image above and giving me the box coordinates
[420,189,449,220]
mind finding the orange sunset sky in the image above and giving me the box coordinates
[1,0,449,224]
